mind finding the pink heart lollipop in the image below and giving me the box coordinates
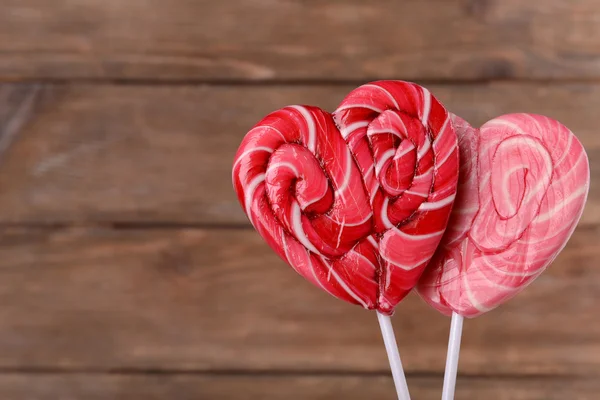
[418,113,590,317]
[417,113,589,400]
[233,81,459,315]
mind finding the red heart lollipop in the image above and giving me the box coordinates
[233,81,459,314]
[418,113,590,318]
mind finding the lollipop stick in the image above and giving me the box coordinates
[441,312,464,400]
[376,312,411,400]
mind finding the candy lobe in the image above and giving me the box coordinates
[333,81,459,311]
[418,113,590,317]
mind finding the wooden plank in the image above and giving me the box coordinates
[0,225,597,374]
[0,373,596,400]
[1,1,600,81]
[0,83,598,225]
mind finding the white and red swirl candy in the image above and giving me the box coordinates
[232,81,459,314]
[418,113,590,318]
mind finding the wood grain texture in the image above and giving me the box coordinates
[0,83,598,225]
[0,85,40,159]
[0,225,596,374]
[1,1,600,81]
[0,373,596,400]
[2,0,597,394]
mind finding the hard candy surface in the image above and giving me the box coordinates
[232,81,459,314]
[417,113,590,317]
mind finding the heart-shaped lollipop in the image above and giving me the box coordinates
[418,113,590,318]
[233,81,459,315]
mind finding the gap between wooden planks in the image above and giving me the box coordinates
[0,82,598,226]
[1,0,600,81]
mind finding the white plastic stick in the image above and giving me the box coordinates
[441,312,464,400]
[376,312,411,400]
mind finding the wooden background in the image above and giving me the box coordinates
[0,1,599,399]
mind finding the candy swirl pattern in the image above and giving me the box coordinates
[417,113,590,317]
[233,81,459,314]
